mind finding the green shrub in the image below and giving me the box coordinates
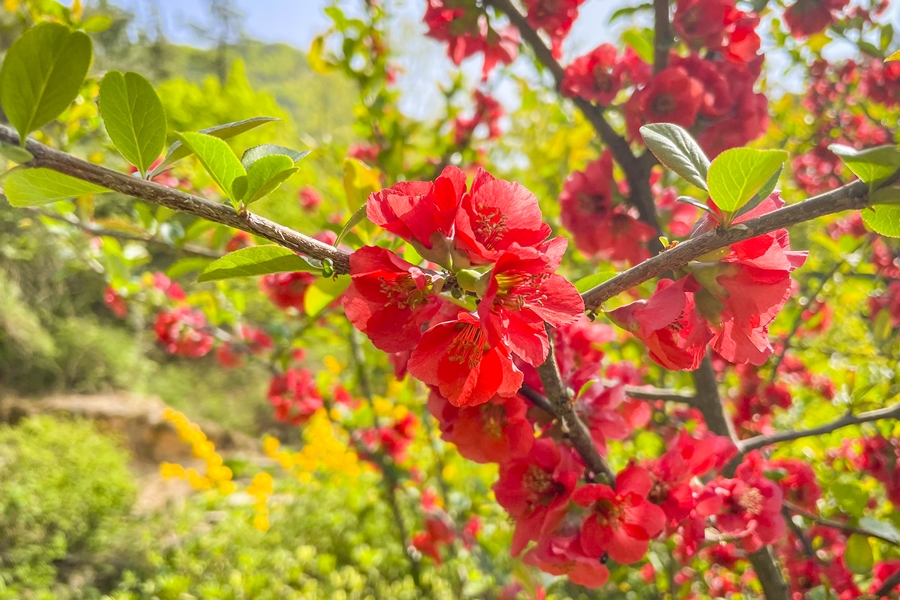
[0,416,137,593]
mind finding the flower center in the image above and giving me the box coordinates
[737,486,764,515]
[651,93,676,116]
[474,206,509,249]
[447,322,488,368]
[493,271,550,311]
[592,67,613,93]
[379,273,430,310]
[480,404,506,439]
[591,497,623,525]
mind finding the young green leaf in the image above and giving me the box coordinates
[239,154,298,205]
[2,167,109,207]
[640,124,710,190]
[0,22,93,145]
[241,144,310,169]
[99,71,167,178]
[622,29,654,64]
[0,140,34,164]
[197,245,321,283]
[574,272,617,294]
[81,15,114,33]
[175,132,246,210]
[706,147,788,214]
[829,144,900,185]
[334,204,369,247]
[887,49,900,62]
[343,158,381,210]
[147,116,279,180]
[733,164,783,219]
[859,517,900,544]
[861,188,900,237]
[676,195,718,216]
[844,534,874,575]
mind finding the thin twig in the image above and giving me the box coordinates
[623,385,697,406]
[739,403,900,454]
[23,207,222,258]
[580,172,900,312]
[653,0,672,73]
[534,325,616,485]
[784,501,900,548]
[873,566,900,597]
[782,506,818,561]
[0,124,350,273]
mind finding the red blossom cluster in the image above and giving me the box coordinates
[423,0,519,79]
[454,90,504,145]
[784,0,850,38]
[609,195,807,369]
[267,367,324,426]
[154,307,215,358]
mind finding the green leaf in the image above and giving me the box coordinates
[334,204,369,247]
[887,49,900,62]
[623,29,654,64]
[241,144,310,169]
[862,188,900,237]
[99,71,167,178]
[844,534,874,575]
[832,481,869,517]
[148,116,279,179]
[238,154,298,205]
[734,165,783,219]
[0,140,34,164]
[167,257,214,279]
[574,272,617,294]
[81,15,114,33]
[640,124,710,190]
[677,196,717,216]
[610,3,653,23]
[859,517,900,544]
[707,147,788,214]
[829,144,900,185]
[0,22,93,144]
[197,246,321,283]
[175,132,246,210]
[2,167,109,207]
[304,276,350,317]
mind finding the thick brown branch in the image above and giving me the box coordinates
[653,0,672,73]
[485,0,664,247]
[739,403,900,454]
[24,207,222,258]
[534,326,616,484]
[581,175,898,312]
[0,124,351,274]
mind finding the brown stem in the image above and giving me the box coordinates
[484,0,664,249]
[653,0,672,73]
[581,173,900,312]
[873,566,900,597]
[691,353,789,599]
[784,501,900,548]
[739,403,900,454]
[0,124,350,274]
[622,385,697,406]
[534,325,616,485]
[24,207,222,258]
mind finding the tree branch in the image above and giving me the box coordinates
[784,500,900,548]
[534,325,616,484]
[484,0,664,248]
[580,173,900,312]
[23,207,222,258]
[622,385,697,406]
[0,124,351,274]
[873,566,900,597]
[653,0,672,73]
[739,403,900,454]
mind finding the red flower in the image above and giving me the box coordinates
[298,186,322,211]
[260,271,317,312]
[412,514,455,564]
[153,308,214,358]
[770,458,820,511]
[493,438,583,556]
[607,277,713,371]
[408,311,523,407]
[150,272,186,301]
[428,390,534,464]
[366,165,466,267]
[478,240,584,366]
[646,433,736,523]
[673,0,733,49]
[784,0,849,37]
[629,67,704,136]
[454,168,551,265]
[560,153,614,242]
[693,195,808,365]
[239,325,273,354]
[572,464,666,563]
[561,44,621,105]
[695,453,785,553]
[454,90,504,145]
[523,527,610,588]
[343,246,442,353]
[522,0,583,59]
[870,560,900,595]
[225,231,253,252]
[267,368,323,426]
[104,285,127,318]
[216,344,243,368]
